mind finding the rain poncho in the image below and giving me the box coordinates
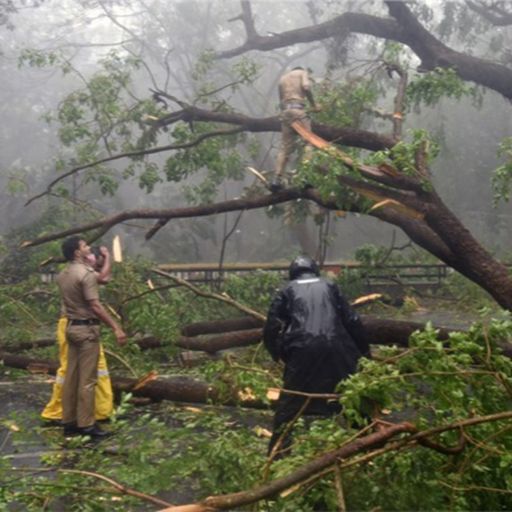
[263,269,370,454]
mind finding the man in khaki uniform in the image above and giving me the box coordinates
[272,67,319,192]
[57,236,127,438]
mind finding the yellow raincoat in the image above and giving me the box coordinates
[41,317,114,421]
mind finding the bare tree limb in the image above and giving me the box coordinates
[467,1,512,26]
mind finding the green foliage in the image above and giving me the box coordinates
[294,148,369,211]
[18,48,59,68]
[0,275,59,342]
[164,122,245,204]
[333,318,512,511]
[223,270,283,314]
[20,49,167,197]
[314,77,378,128]
[369,128,439,181]
[2,264,512,511]
[0,203,76,283]
[492,137,512,205]
[407,67,480,110]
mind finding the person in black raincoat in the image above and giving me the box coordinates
[263,255,371,457]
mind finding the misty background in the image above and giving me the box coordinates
[1,0,511,266]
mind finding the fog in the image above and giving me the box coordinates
[1,0,511,267]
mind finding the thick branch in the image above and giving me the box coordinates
[0,352,264,409]
[159,422,416,512]
[181,317,264,337]
[176,329,263,353]
[160,412,512,511]
[467,1,512,26]
[20,188,309,248]
[156,105,395,151]
[152,269,266,322]
[22,186,423,248]
[218,5,512,101]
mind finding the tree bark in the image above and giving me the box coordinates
[180,316,512,357]
[181,317,264,337]
[159,422,417,512]
[176,329,263,353]
[218,3,512,101]
[0,352,264,409]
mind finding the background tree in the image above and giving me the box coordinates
[6,0,511,310]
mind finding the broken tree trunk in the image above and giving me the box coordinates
[0,336,170,353]
[176,329,263,353]
[181,315,453,347]
[0,352,265,409]
[180,316,512,357]
[181,316,264,337]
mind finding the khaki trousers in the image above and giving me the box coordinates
[62,324,100,428]
[275,108,313,178]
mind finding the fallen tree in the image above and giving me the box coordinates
[157,412,512,512]
[10,315,511,358]
[0,352,263,409]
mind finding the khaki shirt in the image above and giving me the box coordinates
[57,261,99,320]
[278,69,311,106]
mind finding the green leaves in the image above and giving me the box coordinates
[314,77,378,128]
[407,67,480,110]
[335,317,512,510]
[492,137,512,204]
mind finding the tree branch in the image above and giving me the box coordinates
[25,128,242,207]
[217,4,512,101]
[20,188,309,247]
[467,1,512,26]
[152,268,266,322]
[158,412,512,511]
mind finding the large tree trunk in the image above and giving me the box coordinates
[179,316,512,357]
[177,329,263,353]
[0,352,264,409]
[423,192,512,310]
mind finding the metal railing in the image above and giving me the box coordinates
[155,261,450,287]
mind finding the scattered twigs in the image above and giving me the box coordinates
[438,480,512,496]
[333,464,346,512]
[416,427,466,455]
[217,210,244,288]
[10,467,173,508]
[121,284,180,304]
[265,397,312,475]
[64,469,173,507]
[103,349,138,378]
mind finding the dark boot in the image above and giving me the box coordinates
[78,424,111,438]
[270,178,284,193]
[63,422,79,436]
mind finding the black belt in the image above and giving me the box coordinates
[68,318,100,326]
